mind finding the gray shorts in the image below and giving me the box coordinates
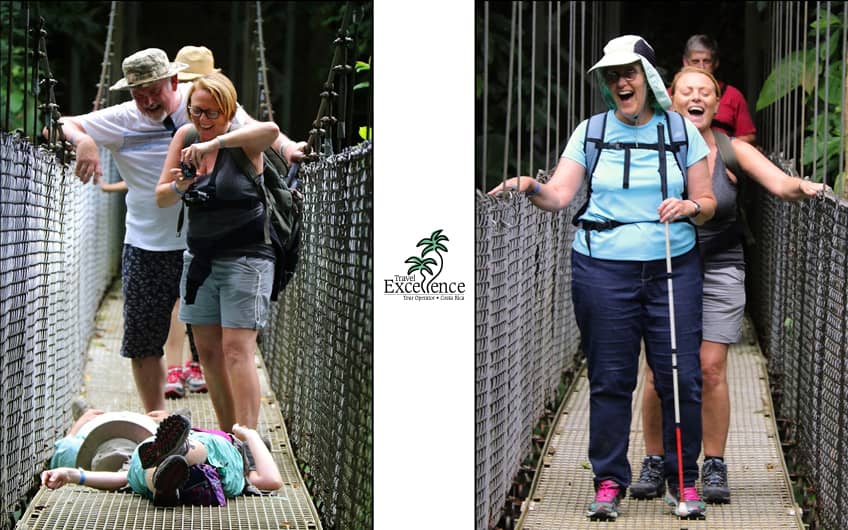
[702,264,746,344]
[179,252,274,329]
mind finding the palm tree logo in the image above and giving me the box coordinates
[404,229,449,293]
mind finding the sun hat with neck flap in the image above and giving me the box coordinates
[588,35,671,113]
[109,48,188,91]
[175,45,222,81]
[75,411,158,472]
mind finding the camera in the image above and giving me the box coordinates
[183,187,210,205]
[178,162,212,205]
[180,161,197,180]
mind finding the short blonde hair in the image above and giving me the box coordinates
[186,72,237,121]
[670,66,722,99]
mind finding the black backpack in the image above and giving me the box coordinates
[181,127,304,299]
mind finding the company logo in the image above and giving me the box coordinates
[384,229,466,301]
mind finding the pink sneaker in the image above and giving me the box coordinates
[586,479,623,520]
[164,366,185,399]
[183,361,207,393]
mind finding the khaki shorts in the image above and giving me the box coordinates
[702,264,746,344]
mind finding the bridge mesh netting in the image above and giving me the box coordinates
[475,175,584,530]
[0,133,372,530]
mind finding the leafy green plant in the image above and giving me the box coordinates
[0,3,32,134]
[755,6,846,195]
[355,59,371,140]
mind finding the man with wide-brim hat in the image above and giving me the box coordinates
[109,48,188,91]
[175,46,221,82]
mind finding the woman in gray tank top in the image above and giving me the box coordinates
[633,66,829,505]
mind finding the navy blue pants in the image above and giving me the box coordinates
[571,248,703,490]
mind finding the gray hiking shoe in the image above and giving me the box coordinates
[701,457,731,503]
[630,455,665,499]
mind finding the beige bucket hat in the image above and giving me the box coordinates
[175,45,221,81]
[75,412,157,471]
[110,48,188,91]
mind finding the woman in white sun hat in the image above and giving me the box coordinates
[490,35,716,520]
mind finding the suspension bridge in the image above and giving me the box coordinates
[1,2,372,529]
[476,3,847,530]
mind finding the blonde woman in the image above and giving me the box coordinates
[631,66,827,505]
[155,73,279,431]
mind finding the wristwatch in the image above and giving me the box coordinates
[688,199,702,217]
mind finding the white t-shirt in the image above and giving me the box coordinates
[77,83,249,251]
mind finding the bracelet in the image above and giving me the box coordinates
[525,180,541,198]
[217,136,225,149]
[68,132,78,146]
[172,180,186,196]
[688,199,702,217]
[78,468,86,486]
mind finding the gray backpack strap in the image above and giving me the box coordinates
[584,111,607,178]
[714,130,741,176]
[572,112,608,227]
[229,148,273,245]
[664,110,689,194]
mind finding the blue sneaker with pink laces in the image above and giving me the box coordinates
[586,479,624,520]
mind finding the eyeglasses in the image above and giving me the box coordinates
[187,106,221,120]
[603,67,640,84]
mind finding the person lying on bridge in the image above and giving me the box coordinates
[41,413,283,506]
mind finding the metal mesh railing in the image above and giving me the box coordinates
[0,132,123,530]
[475,177,584,530]
[745,157,848,530]
[261,141,373,530]
[0,135,373,530]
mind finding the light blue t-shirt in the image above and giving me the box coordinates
[563,110,709,260]
[50,435,85,468]
[127,431,246,499]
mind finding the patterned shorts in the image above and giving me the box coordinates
[121,244,184,359]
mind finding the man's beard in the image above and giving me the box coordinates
[142,106,168,122]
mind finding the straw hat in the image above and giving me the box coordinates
[75,412,157,471]
[110,48,188,91]
[175,46,221,82]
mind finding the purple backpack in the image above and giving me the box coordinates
[179,464,227,506]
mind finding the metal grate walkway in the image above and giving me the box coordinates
[519,317,804,529]
[16,281,322,529]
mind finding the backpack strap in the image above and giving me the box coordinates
[228,147,273,245]
[713,130,756,247]
[713,129,741,175]
[176,127,200,237]
[571,112,607,227]
[664,110,689,197]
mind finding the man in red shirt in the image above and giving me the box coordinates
[682,35,757,144]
